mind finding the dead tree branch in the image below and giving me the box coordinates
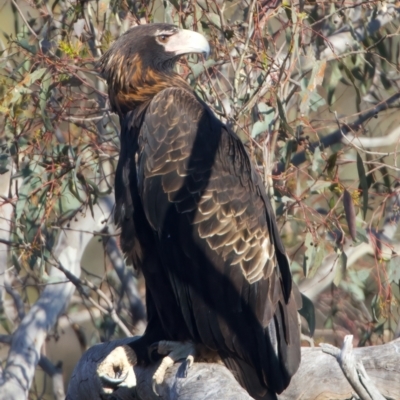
[0,196,115,399]
[67,337,400,400]
[276,92,400,174]
[321,335,386,400]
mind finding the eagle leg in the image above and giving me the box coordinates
[97,345,137,395]
[152,340,196,395]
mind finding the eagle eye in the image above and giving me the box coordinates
[158,34,170,43]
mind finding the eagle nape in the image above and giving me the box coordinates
[98,22,301,400]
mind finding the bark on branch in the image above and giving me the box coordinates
[67,337,400,400]
[0,196,116,399]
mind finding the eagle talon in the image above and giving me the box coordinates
[149,342,161,362]
[152,379,160,397]
[99,22,301,400]
[97,345,137,394]
[151,341,196,395]
[182,354,194,378]
[100,372,128,387]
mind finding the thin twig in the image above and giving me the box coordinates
[233,0,257,107]
[277,91,400,173]
[321,335,386,400]
[49,257,132,337]
[10,0,38,39]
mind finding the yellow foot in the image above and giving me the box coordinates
[152,340,196,395]
[97,345,137,394]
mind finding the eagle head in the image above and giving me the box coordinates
[98,23,210,113]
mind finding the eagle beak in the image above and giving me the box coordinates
[165,29,210,59]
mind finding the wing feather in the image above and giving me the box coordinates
[137,87,300,396]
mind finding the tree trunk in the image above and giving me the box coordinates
[67,337,400,400]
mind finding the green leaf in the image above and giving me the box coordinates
[311,147,324,175]
[300,60,326,114]
[276,97,293,136]
[388,256,400,284]
[345,282,365,301]
[251,103,274,138]
[343,189,356,241]
[206,13,221,29]
[341,62,361,110]
[26,68,48,85]
[356,152,369,219]
[333,250,347,286]
[380,165,392,193]
[167,0,180,11]
[39,72,53,131]
[14,164,49,268]
[326,152,338,179]
[327,62,343,105]
[196,0,209,10]
[251,120,268,138]
[56,178,83,219]
[355,227,369,244]
[299,293,315,336]
[17,38,37,54]
[302,232,316,277]
[308,180,332,194]
[308,91,326,112]
[0,149,10,175]
[189,59,216,79]
[307,244,326,279]
[283,140,297,171]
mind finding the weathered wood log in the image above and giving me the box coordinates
[67,337,400,400]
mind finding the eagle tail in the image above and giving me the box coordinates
[222,356,277,400]
[261,291,301,394]
[222,290,300,398]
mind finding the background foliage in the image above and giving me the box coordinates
[0,0,399,398]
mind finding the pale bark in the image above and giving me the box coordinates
[0,196,115,399]
[67,337,400,400]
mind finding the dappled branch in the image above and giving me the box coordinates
[321,335,386,400]
[276,91,400,174]
[0,197,115,399]
[67,337,400,400]
[300,187,400,301]
[1,0,400,398]
[103,235,146,331]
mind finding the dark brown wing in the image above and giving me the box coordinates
[137,87,300,397]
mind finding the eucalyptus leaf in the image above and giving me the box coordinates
[311,147,324,175]
[251,103,274,137]
[303,232,316,277]
[309,91,326,111]
[276,97,293,136]
[0,153,10,175]
[341,62,361,109]
[189,59,216,79]
[206,13,221,29]
[333,250,347,286]
[309,180,332,194]
[388,257,400,284]
[17,38,37,54]
[299,293,316,336]
[343,189,356,241]
[356,152,369,219]
[300,60,326,114]
[355,227,369,244]
[326,152,338,178]
[39,72,53,131]
[327,62,343,105]
[251,120,269,138]
[73,19,86,37]
[307,244,326,279]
